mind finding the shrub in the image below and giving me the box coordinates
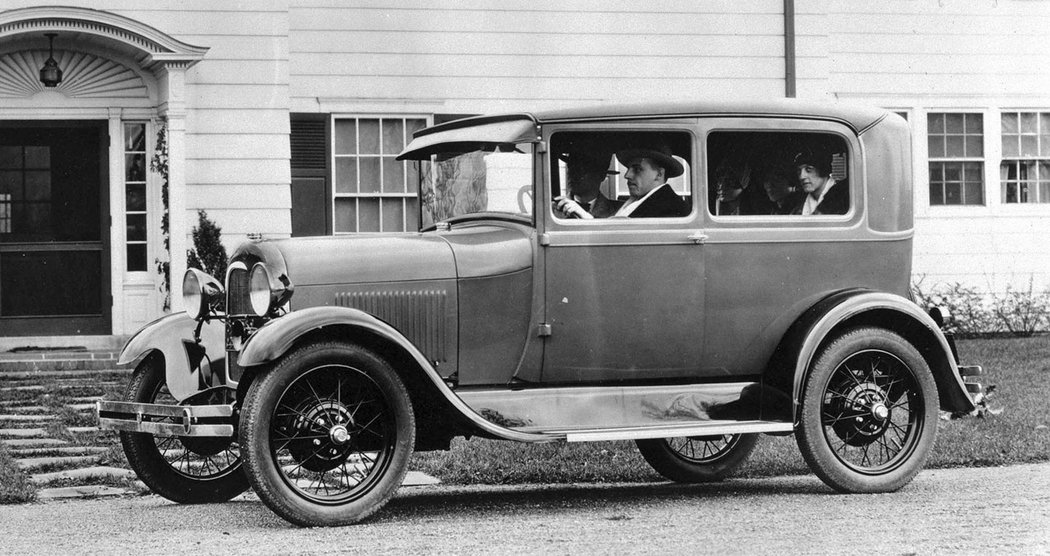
[990,277,1050,337]
[912,275,1050,337]
[186,209,228,279]
[911,276,998,337]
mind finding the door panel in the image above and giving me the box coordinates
[542,228,705,383]
[0,122,109,336]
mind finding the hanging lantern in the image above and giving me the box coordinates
[39,33,62,88]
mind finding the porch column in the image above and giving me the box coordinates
[158,63,189,312]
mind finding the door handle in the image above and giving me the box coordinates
[687,231,709,245]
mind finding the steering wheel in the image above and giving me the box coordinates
[517,184,533,213]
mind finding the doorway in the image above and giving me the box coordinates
[0,121,110,336]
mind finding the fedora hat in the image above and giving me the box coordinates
[615,145,684,178]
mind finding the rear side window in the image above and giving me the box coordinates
[549,130,693,220]
[708,131,849,217]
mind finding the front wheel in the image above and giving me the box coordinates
[119,355,249,503]
[796,326,939,493]
[239,342,415,527]
[636,434,759,482]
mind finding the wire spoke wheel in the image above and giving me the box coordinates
[269,363,395,504]
[667,435,742,464]
[240,342,414,527]
[149,384,243,481]
[797,327,938,493]
[119,355,249,503]
[637,433,758,483]
[820,349,920,474]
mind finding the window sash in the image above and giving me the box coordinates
[332,116,428,232]
[928,112,985,206]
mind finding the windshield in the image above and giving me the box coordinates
[418,143,535,228]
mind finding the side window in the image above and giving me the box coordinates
[707,132,850,217]
[549,131,692,220]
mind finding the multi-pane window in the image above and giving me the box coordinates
[333,117,426,233]
[928,113,984,205]
[124,123,147,271]
[0,145,50,237]
[1001,112,1050,204]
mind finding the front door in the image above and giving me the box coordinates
[0,122,110,336]
[540,127,705,384]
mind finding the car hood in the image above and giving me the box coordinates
[230,225,533,288]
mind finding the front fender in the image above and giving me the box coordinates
[118,313,228,402]
[237,306,553,443]
[783,290,975,419]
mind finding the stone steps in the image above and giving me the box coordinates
[0,350,138,500]
[0,349,439,501]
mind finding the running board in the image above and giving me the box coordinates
[546,420,794,442]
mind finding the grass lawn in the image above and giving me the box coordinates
[410,336,1050,484]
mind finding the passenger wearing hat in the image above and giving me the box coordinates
[554,152,623,219]
[792,146,849,216]
[612,145,691,218]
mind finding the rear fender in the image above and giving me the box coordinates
[769,290,976,421]
[117,313,228,402]
[237,306,552,443]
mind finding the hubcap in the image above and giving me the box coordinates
[330,424,351,445]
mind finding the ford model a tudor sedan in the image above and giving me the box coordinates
[99,100,983,527]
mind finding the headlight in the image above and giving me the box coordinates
[183,268,223,320]
[249,263,273,316]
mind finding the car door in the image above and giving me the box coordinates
[538,122,706,384]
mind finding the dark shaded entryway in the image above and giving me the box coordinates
[0,121,110,336]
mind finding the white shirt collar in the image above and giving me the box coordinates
[616,183,668,217]
[801,177,836,216]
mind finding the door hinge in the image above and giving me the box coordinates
[538,233,550,246]
[537,323,552,337]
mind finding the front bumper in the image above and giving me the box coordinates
[97,400,235,437]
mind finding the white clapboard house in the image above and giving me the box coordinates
[0,1,1047,342]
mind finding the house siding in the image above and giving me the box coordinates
[288,0,789,113]
[826,1,1050,295]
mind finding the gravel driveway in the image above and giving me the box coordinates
[2,462,1048,555]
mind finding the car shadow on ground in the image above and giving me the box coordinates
[139,476,834,528]
[375,477,834,523]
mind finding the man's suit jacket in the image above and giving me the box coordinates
[587,193,624,218]
[626,184,691,218]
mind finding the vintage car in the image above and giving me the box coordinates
[99,99,983,527]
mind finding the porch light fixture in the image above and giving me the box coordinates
[39,33,62,88]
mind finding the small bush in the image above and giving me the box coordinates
[991,278,1050,337]
[911,276,999,336]
[186,209,228,279]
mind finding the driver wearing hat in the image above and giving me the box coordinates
[613,145,690,218]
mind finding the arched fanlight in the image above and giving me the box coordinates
[39,33,62,88]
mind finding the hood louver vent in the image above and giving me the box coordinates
[335,290,449,363]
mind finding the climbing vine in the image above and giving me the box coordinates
[151,120,170,311]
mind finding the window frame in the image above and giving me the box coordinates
[543,123,699,227]
[926,111,986,207]
[700,117,860,228]
[999,110,1050,205]
[330,113,432,234]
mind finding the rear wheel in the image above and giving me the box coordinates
[796,327,939,493]
[119,355,248,503]
[636,434,759,482]
[239,342,415,527]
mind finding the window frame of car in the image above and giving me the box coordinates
[699,117,863,231]
[540,119,702,231]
